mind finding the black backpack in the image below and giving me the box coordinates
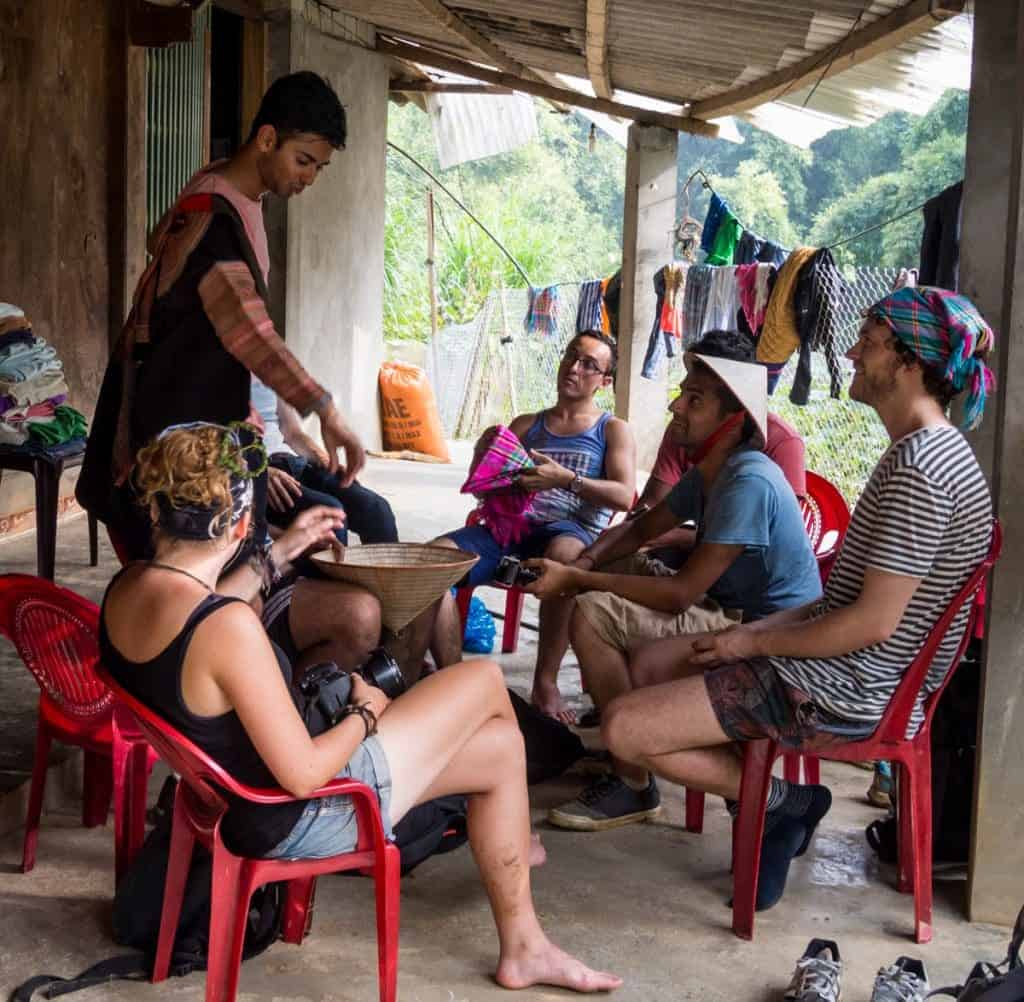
[927,902,1024,1000]
[10,777,468,1001]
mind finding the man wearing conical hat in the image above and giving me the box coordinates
[527,331,821,846]
[570,288,994,912]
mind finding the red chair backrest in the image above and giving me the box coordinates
[872,518,1001,743]
[0,574,111,722]
[99,666,298,815]
[800,470,851,559]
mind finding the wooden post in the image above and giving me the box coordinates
[426,187,438,343]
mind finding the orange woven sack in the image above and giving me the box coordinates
[378,361,450,462]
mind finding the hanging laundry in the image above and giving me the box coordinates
[699,192,729,255]
[642,264,689,379]
[756,246,817,374]
[736,263,775,335]
[523,285,562,338]
[919,179,963,289]
[789,248,845,405]
[603,271,622,339]
[734,230,763,265]
[598,277,613,335]
[764,362,787,396]
[576,279,606,334]
[705,266,741,332]
[706,211,742,266]
[757,241,788,267]
[682,265,713,346]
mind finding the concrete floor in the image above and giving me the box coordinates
[0,446,1013,1001]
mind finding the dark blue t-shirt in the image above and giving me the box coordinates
[666,448,821,620]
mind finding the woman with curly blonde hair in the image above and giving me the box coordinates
[100,423,622,995]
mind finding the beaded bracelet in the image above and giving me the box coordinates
[341,703,378,740]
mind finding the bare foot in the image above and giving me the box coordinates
[496,939,622,993]
[529,832,547,868]
[531,681,577,725]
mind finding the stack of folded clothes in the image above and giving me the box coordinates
[0,303,87,449]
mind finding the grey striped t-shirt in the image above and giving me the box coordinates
[772,425,992,737]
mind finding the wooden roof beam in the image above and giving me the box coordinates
[691,0,966,120]
[376,37,718,138]
[585,0,612,99]
[390,79,514,95]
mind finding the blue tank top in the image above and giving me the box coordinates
[522,411,613,535]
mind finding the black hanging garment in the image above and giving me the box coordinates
[919,179,964,290]
[789,247,845,406]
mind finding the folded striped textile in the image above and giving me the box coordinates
[461,425,537,546]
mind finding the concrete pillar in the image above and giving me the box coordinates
[616,124,678,471]
[264,5,388,449]
[958,0,1024,927]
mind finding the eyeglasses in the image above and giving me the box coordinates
[562,349,609,376]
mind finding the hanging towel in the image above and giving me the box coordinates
[704,266,741,332]
[660,263,687,339]
[736,263,775,335]
[598,277,613,334]
[919,179,963,289]
[757,246,817,366]
[523,285,561,338]
[706,211,742,266]
[682,265,713,346]
[576,279,605,333]
[700,193,728,254]
[603,271,622,339]
[642,266,686,379]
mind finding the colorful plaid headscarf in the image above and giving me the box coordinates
[869,286,995,431]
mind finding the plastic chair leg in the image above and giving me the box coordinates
[502,589,525,654]
[128,746,152,870]
[282,876,317,945]
[21,722,52,873]
[782,752,801,784]
[897,761,914,895]
[731,740,778,940]
[153,793,198,982]
[204,852,252,1002]
[375,841,401,1002]
[112,735,131,884]
[684,788,705,834]
[908,749,933,944]
[803,756,820,785]
[455,587,473,633]
[82,748,113,828]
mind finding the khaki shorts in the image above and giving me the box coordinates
[576,553,739,653]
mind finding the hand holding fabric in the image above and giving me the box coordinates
[517,451,573,492]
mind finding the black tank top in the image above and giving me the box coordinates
[99,570,304,857]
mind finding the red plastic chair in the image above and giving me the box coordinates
[99,667,401,1002]
[731,519,1001,944]
[0,574,156,879]
[682,472,852,832]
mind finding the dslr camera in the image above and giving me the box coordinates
[494,555,540,588]
[298,647,407,732]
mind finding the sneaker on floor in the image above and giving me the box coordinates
[866,761,894,809]
[547,774,661,831]
[783,939,842,1002]
[870,957,928,1002]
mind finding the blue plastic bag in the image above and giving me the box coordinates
[463,595,496,654]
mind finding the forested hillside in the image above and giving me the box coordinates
[385,90,968,341]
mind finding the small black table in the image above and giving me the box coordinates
[0,442,98,579]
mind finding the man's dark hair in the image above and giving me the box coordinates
[248,71,347,149]
[891,337,956,408]
[689,328,756,363]
[571,330,618,378]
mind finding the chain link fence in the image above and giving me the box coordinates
[428,266,902,504]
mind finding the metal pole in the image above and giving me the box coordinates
[426,188,438,343]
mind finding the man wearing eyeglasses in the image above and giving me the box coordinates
[434,330,636,723]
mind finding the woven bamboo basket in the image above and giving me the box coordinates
[310,543,479,632]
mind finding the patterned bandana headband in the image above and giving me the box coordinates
[154,421,267,540]
[869,286,996,431]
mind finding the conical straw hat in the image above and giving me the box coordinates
[683,352,768,449]
[310,543,479,632]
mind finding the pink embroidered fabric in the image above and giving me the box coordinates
[460,426,537,546]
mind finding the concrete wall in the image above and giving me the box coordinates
[615,125,677,470]
[0,0,131,531]
[959,0,1024,927]
[265,9,388,450]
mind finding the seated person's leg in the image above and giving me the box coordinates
[627,631,718,689]
[526,524,590,724]
[603,659,833,910]
[327,479,399,544]
[268,455,348,544]
[263,577,380,675]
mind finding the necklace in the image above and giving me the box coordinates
[147,561,213,592]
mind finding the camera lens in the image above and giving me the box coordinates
[358,647,407,699]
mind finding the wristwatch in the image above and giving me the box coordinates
[567,471,584,495]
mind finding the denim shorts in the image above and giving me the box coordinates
[263,735,394,860]
[444,519,597,589]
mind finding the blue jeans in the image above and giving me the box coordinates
[443,520,597,589]
[263,736,394,860]
[268,453,398,545]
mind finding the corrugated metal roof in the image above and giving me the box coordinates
[338,0,973,146]
[426,84,538,168]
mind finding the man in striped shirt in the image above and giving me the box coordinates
[598,287,995,911]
